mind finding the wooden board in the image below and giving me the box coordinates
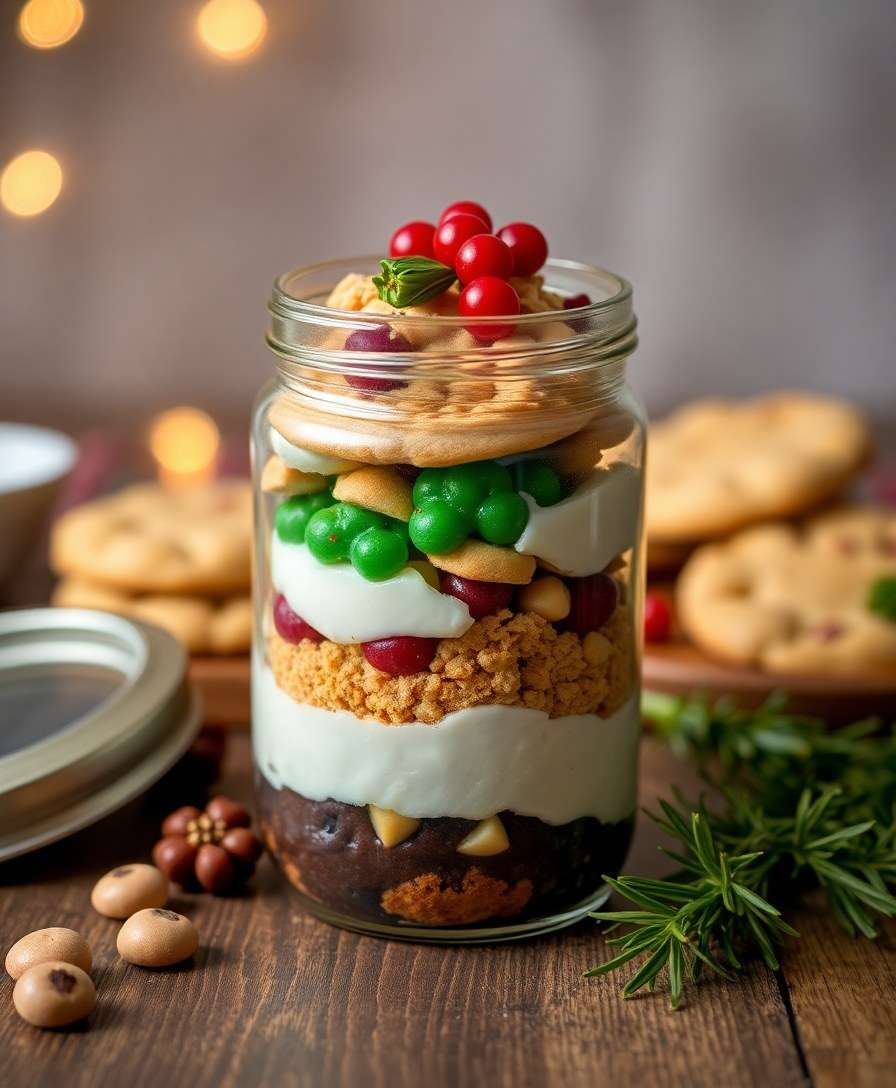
[643,637,896,720]
[6,733,893,1088]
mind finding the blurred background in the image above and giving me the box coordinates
[2,0,895,437]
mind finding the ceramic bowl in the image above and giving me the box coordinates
[0,423,77,585]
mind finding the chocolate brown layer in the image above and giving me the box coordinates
[256,773,633,927]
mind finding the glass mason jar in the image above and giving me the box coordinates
[252,257,643,942]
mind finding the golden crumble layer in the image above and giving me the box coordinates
[268,607,633,724]
[380,869,533,925]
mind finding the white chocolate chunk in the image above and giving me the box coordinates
[269,427,360,475]
[456,816,510,856]
[368,805,421,847]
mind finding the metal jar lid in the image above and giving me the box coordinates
[0,607,201,861]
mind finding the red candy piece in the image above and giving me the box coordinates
[152,836,198,886]
[362,636,437,676]
[496,222,548,277]
[454,234,513,285]
[565,573,619,634]
[433,213,490,267]
[439,572,513,619]
[273,594,324,644]
[344,324,411,392]
[195,843,235,894]
[389,220,436,259]
[206,795,251,828]
[438,201,493,232]
[161,805,202,838]
[459,276,520,342]
[563,293,592,309]
[643,592,672,643]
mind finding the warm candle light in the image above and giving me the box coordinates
[149,407,220,489]
[18,0,84,49]
[196,0,267,61]
[1,150,63,217]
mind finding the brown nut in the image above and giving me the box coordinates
[204,796,250,828]
[194,843,235,893]
[5,928,92,981]
[91,863,169,919]
[117,908,199,967]
[152,836,198,886]
[161,805,202,837]
[517,575,571,622]
[13,961,96,1028]
[220,827,263,866]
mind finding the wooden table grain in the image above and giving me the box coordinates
[2,730,894,1088]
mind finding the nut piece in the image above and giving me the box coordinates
[368,805,421,848]
[13,961,96,1028]
[518,575,571,622]
[261,455,328,496]
[117,908,199,967]
[333,466,414,522]
[91,863,168,919]
[427,540,536,585]
[5,928,92,981]
[456,816,510,857]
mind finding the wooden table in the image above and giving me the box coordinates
[2,729,894,1088]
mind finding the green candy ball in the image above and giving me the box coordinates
[305,507,346,564]
[514,461,564,507]
[275,491,334,544]
[350,527,408,581]
[442,463,490,519]
[409,500,468,555]
[476,491,529,546]
[412,469,446,507]
[336,503,382,538]
[476,460,513,494]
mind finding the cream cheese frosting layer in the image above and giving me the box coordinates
[515,462,641,576]
[271,532,474,643]
[252,658,640,826]
[269,426,358,475]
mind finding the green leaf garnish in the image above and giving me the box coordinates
[585,692,896,1008]
[868,576,896,621]
[372,257,457,308]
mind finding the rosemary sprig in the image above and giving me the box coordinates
[586,693,896,1007]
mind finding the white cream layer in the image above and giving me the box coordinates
[515,462,641,576]
[269,427,358,475]
[271,532,474,643]
[252,658,640,826]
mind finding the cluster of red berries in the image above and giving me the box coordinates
[274,570,619,677]
[389,201,549,342]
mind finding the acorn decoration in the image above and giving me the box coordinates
[152,796,263,893]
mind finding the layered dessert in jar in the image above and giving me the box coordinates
[252,202,644,938]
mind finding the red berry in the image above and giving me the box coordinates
[273,594,324,644]
[565,573,619,634]
[433,213,490,267]
[389,220,436,259]
[644,592,672,643]
[496,222,548,277]
[563,293,591,309]
[439,201,492,232]
[458,276,520,342]
[344,324,410,392]
[439,572,513,619]
[362,636,437,676]
[454,234,513,285]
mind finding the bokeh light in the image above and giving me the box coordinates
[18,0,84,49]
[196,0,267,61]
[149,407,220,489]
[1,150,64,217]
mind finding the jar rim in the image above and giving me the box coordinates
[269,256,634,338]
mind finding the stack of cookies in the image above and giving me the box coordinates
[647,392,896,679]
[50,481,253,656]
